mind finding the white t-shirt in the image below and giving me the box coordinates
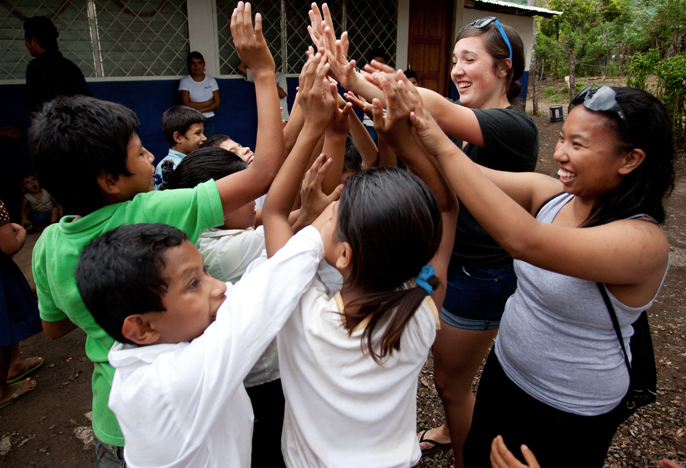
[178,74,219,118]
[108,227,324,468]
[278,278,439,468]
[245,68,289,121]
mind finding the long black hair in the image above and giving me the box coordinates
[165,146,246,190]
[337,167,442,363]
[579,87,674,227]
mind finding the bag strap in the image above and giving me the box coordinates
[597,283,632,373]
[534,191,566,218]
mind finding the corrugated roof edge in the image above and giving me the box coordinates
[467,0,563,18]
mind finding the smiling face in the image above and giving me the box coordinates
[451,35,508,110]
[176,123,206,155]
[219,138,254,165]
[152,240,227,344]
[554,106,630,201]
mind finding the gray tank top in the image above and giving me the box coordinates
[495,193,668,416]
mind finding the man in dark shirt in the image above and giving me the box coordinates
[24,16,92,116]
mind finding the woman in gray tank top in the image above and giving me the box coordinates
[401,83,673,467]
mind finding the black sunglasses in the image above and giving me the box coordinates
[572,85,632,143]
[459,17,512,61]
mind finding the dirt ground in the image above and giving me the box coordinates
[1,81,684,467]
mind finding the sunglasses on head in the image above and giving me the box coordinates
[572,85,632,144]
[459,17,512,61]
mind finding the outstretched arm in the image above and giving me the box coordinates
[215,2,284,216]
[263,51,337,257]
[406,77,669,293]
[321,92,353,194]
[371,72,458,310]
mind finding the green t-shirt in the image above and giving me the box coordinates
[32,181,223,446]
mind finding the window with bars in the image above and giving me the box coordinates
[0,0,189,81]
[216,0,396,75]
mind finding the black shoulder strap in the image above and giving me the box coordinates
[534,191,566,218]
[597,283,632,373]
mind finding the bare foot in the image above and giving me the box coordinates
[0,379,36,408]
[418,424,452,454]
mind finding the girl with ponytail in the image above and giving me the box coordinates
[262,50,457,467]
[307,6,539,464]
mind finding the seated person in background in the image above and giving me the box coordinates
[155,105,206,189]
[179,52,220,137]
[20,173,62,229]
[237,60,289,122]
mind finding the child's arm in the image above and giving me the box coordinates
[371,73,458,310]
[320,92,353,195]
[49,195,63,216]
[20,197,30,226]
[343,91,380,169]
[214,2,284,216]
[263,52,336,257]
[283,91,304,156]
[0,222,26,256]
[291,155,343,232]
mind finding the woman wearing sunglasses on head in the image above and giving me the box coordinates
[307,7,539,465]
[402,83,673,467]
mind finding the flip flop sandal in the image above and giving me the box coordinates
[419,429,452,457]
[0,379,37,410]
[7,357,43,384]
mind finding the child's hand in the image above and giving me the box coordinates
[344,91,374,121]
[230,2,275,77]
[396,73,454,159]
[371,73,412,143]
[327,98,353,136]
[298,51,337,133]
[490,436,540,468]
[298,154,343,229]
[308,3,357,90]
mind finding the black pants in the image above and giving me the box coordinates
[463,351,624,468]
[246,378,287,468]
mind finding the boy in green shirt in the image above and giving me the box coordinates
[30,6,282,466]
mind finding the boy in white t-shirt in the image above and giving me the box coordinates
[179,51,220,136]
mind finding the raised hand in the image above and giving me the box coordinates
[230,2,275,77]
[344,91,374,121]
[297,154,344,230]
[371,73,412,141]
[298,51,337,133]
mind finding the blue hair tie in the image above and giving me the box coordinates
[415,264,435,296]
[154,174,163,185]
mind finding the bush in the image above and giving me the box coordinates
[627,50,686,148]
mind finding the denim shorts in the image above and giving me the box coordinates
[439,263,517,330]
[93,432,126,468]
[28,209,51,225]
